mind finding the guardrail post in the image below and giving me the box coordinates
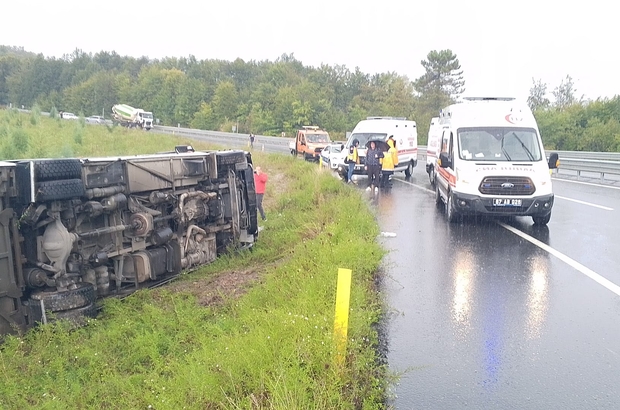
[334,268,352,368]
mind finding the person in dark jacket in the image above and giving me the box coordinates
[365,141,383,193]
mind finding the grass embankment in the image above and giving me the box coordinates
[0,110,389,409]
[0,108,197,159]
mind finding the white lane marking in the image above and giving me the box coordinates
[397,181,614,212]
[554,195,614,211]
[393,177,434,193]
[554,177,620,191]
[395,178,614,210]
[499,222,620,297]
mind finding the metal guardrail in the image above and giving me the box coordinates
[554,150,620,161]
[153,125,291,154]
[7,108,620,182]
[552,158,620,182]
[154,125,620,183]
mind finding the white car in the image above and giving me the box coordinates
[61,112,78,120]
[86,115,105,124]
[320,143,345,169]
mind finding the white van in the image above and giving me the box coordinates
[425,116,442,186]
[434,97,559,226]
[337,116,418,179]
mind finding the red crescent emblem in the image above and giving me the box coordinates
[505,113,523,124]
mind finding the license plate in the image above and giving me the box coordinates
[493,198,522,207]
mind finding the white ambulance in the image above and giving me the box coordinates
[434,97,559,226]
[425,116,442,186]
[337,116,418,179]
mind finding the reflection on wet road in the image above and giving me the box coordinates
[367,172,620,409]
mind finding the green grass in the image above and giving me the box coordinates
[0,110,390,409]
[0,108,201,159]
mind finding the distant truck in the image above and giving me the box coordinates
[112,104,154,130]
[288,126,332,161]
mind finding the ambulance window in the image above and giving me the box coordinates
[448,132,454,164]
[441,130,450,153]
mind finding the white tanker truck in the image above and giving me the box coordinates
[111,104,154,130]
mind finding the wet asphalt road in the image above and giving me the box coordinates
[359,168,620,409]
[180,132,620,408]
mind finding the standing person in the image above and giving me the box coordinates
[388,135,397,150]
[345,139,360,183]
[365,141,383,193]
[254,166,268,221]
[249,133,255,149]
[380,139,398,188]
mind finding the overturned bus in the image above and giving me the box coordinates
[0,146,258,337]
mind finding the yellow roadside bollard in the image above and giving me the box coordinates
[334,268,352,367]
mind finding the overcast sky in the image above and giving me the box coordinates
[4,0,617,103]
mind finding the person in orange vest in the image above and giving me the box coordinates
[254,166,268,221]
[380,138,398,188]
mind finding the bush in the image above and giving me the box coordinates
[74,123,84,145]
[78,112,86,127]
[60,143,74,157]
[30,104,41,125]
[12,128,29,154]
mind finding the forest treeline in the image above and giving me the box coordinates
[1,45,619,151]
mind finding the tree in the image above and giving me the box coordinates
[0,55,21,105]
[552,75,581,109]
[211,81,239,124]
[248,102,278,135]
[413,50,465,101]
[174,77,205,126]
[63,71,119,116]
[527,78,550,111]
[578,117,620,152]
[93,51,125,72]
[412,50,464,138]
[7,55,66,107]
[292,100,312,127]
[191,102,217,131]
